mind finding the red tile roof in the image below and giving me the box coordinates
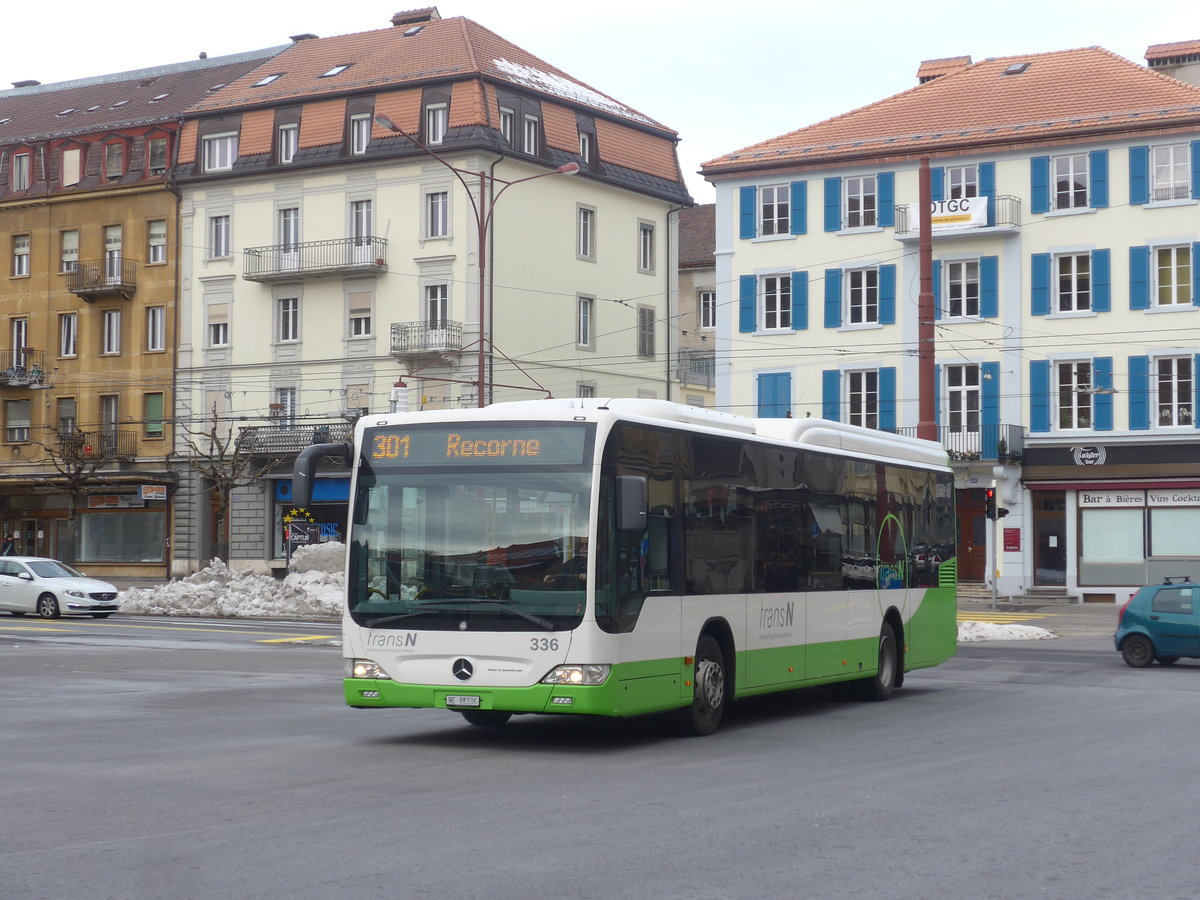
[1146,39,1200,61]
[916,56,972,81]
[703,46,1200,176]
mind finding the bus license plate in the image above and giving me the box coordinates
[445,695,481,708]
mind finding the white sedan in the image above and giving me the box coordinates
[0,557,120,619]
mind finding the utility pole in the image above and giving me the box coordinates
[917,157,936,442]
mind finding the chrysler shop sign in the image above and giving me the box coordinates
[906,196,988,231]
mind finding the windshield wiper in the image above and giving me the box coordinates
[362,599,555,631]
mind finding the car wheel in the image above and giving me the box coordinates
[460,710,512,727]
[1155,655,1180,665]
[679,634,727,736]
[37,593,61,619]
[1121,634,1155,668]
[91,613,114,619]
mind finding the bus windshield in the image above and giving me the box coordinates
[348,422,594,632]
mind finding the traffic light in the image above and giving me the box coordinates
[985,488,1009,520]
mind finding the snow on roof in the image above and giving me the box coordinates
[493,57,654,126]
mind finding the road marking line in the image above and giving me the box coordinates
[255,635,338,643]
[1,619,330,638]
[0,625,78,632]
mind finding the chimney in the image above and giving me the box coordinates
[11,80,40,89]
[391,7,441,27]
[289,33,318,42]
[915,56,972,84]
[1146,39,1200,87]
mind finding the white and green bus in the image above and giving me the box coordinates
[294,398,957,735]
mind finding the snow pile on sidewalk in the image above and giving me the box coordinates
[957,620,1056,642]
[120,542,346,618]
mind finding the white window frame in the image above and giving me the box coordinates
[577,206,595,260]
[845,175,877,228]
[759,184,790,236]
[147,137,167,175]
[101,309,121,355]
[11,318,27,358]
[637,307,655,359]
[276,297,300,343]
[349,307,372,337]
[1154,245,1192,308]
[522,114,540,154]
[12,153,30,191]
[425,191,448,239]
[761,274,792,331]
[847,370,879,429]
[638,221,655,274]
[424,104,448,145]
[1056,360,1093,430]
[5,399,30,443]
[148,219,166,264]
[577,296,593,348]
[945,260,980,318]
[499,107,514,145]
[1052,153,1089,210]
[699,290,716,330]
[425,284,449,328]
[104,142,124,179]
[350,115,371,155]
[846,267,879,325]
[1055,253,1091,313]
[59,313,77,358]
[60,230,78,273]
[579,131,592,163]
[202,133,237,172]
[209,215,231,259]
[1151,143,1190,202]
[146,306,165,352]
[278,124,298,164]
[945,364,981,433]
[104,225,122,283]
[1156,355,1193,427]
[947,165,978,199]
[351,199,373,244]
[12,234,30,277]
[275,387,297,426]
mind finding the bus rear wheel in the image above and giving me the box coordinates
[679,635,726,736]
[460,710,513,728]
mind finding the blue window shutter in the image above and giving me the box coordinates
[739,186,756,240]
[1031,253,1050,316]
[1192,142,1200,201]
[979,162,996,226]
[980,256,999,318]
[879,264,896,324]
[738,275,757,333]
[1195,355,1200,428]
[822,370,841,421]
[824,269,842,328]
[877,172,895,227]
[933,364,941,427]
[1128,355,1150,431]
[1193,242,1200,307]
[1089,150,1109,209]
[1093,357,1113,431]
[981,361,1000,458]
[789,181,807,235]
[932,260,942,321]
[823,177,842,232]
[791,271,808,330]
[1129,147,1149,205]
[878,367,896,431]
[931,167,944,203]
[1030,360,1050,432]
[1091,249,1110,313]
[1129,246,1150,310]
[1031,156,1049,214]
[757,372,791,418]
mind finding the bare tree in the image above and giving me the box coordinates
[177,404,276,561]
[35,430,112,565]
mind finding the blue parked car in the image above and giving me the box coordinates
[1115,577,1200,667]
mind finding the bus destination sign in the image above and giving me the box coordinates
[365,423,590,467]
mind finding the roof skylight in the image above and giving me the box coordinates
[253,73,284,86]
[1003,62,1031,76]
[404,25,425,36]
[319,64,351,78]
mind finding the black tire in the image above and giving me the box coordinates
[863,622,899,701]
[1155,655,1180,666]
[37,594,60,619]
[679,634,727,736]
[91,613,114,619]
[9,610,26,617]
[1121,634,1155,668]
[460,710,512,728]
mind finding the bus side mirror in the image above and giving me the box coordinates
[616,475,647,532]
[293,442,351,509]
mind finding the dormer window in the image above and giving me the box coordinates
[278,124,298,164]
[11,153,31,191]
[350,115,371,155]
[105,143,125,179]
[523,114,540,155]
[424,103,448,145]
[202,133,238,172]
[320,64,351,78]
[147,137,168,175]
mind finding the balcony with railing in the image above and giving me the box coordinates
[890,423,1025,462]
[390,321,464,362]
[676,350,715,388]
[893,195,1021,240]
[56,428,139,460]
[237,421,354,455]
[0,349,47,388]
[67,258,137,300]
[242,237,389,282]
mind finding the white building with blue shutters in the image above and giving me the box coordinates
[702,44,1200,603]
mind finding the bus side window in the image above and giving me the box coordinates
[647,506,672,591]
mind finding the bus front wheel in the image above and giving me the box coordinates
[460,710,513,728]
[864,622,898,701]
[679,635,726,736]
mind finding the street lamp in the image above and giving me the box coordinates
[373,113,579,408]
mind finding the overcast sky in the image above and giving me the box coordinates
[5,0,1196,202]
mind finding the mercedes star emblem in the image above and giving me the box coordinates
[452,658,474,681]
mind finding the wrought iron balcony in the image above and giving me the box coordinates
[0,349,47,388]
[237,421,353,455]
[242,237,388,282]
[55,428,139,460]
[390,321,464,360]
[890,423,1025,462]
[676,350,715,388]
[893,195,1021,238]
[67,258,137,300]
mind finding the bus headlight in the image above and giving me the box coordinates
[541,664,610,686]
[346,658,391,680]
